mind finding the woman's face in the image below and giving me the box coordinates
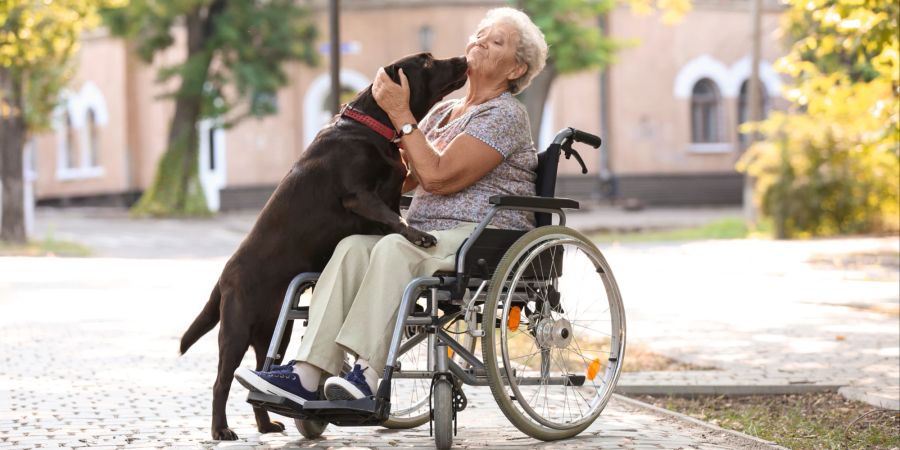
[465,20,524,82]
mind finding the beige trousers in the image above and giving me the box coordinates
[295,222,476,375]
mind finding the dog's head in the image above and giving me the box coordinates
[382,53,469,121]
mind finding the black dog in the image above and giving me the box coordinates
[178,53,468,440]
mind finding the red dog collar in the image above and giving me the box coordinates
[341,105,400,143]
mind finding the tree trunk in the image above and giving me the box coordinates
[130,10,212,217]
[516,61,557,147]
[0,67,27,244]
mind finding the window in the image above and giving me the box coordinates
[55,83,106,179]
[208,126,217,171]
[64,112,79,169]
[737,79,769,146]
[690,79,721,143]
[86,108,100,167]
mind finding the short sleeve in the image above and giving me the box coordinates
[463,99,531,158]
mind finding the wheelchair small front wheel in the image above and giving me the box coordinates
[482,226,626,441]
[432,379,453,450]
[294,418,327,439]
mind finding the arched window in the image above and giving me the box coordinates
[86,108,100,167]
[64,112,79,169]
[738,79,769,146]
[690,79,721,143]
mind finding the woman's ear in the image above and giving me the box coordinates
[507,62,528,81]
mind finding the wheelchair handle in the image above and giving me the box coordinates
[551,127,602,149]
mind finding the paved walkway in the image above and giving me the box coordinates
[27,206,900,410]
[2,205,897,449]
[1,257,775,449]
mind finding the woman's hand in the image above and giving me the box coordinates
[372,67,411,121]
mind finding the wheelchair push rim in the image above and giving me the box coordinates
[483,226,626,437]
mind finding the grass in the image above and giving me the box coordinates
[0,232,91,257]
[633,392,900,449]
[590,217,773,244]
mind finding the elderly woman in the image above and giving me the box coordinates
[236,7,548,404]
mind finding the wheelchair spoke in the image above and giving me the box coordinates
[485,228,626,435]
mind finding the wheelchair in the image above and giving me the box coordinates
[247,127,626,449]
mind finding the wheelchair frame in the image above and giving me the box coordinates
[246,128,626,448]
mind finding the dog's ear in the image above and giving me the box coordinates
[383,64,401,84]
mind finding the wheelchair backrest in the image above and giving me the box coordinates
[451,144,564,282]
[534,145,561,227]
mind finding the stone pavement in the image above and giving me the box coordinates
[29,205,745,259]
[29,206,900,410]
[2,205,897,449]
[608,237,900,410]
[1,257,776,449]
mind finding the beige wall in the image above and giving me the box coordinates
[224,3,507,187]
[31,1,791,201]
[607,5,786,175]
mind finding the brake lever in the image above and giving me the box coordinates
[563,144,589,174]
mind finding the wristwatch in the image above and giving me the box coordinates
[398,123,418,138]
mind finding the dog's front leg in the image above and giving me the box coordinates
[342,191,437,247]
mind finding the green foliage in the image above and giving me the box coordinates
[1,0,120,130]
[515,0,691,74]
[100,0,318,216]
[738,0,899,238]
[100,0,318,124]
[590,216,772,243]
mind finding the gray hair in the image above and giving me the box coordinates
[478,7,548,95]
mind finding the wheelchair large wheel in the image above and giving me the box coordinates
[482,226,626,441]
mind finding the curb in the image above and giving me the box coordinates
[838,386,900,411]
[616,384,843,397]
[613,394,790,450]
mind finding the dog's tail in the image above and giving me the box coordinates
[179,283,222,355]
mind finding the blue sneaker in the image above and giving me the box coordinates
[323,364,375,401]
[234,367,318,406]
[268,360,297,372]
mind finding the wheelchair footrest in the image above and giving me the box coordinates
[246,391,310,420]
[302,398,390,426]
[246,391,390,426]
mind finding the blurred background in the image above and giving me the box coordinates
[1,1,897,449]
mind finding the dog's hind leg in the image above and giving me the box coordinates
[211,300,251,441]
[250,325,292,433]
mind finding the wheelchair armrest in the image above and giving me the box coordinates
[400,195,413,209]
[488,195,579,210]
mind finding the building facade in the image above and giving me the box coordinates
[28,0,790,209]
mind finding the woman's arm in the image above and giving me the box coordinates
[399,148,420,193]
[373,68,503,195]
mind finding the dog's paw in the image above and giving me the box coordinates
[403,228,438,248]
[212,426,239,440]
[258,420,286,433]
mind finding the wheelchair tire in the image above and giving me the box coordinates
[481,226,626,441]
[432,379,453,450]
[294,418,327,439]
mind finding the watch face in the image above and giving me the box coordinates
[402,124,414,134]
